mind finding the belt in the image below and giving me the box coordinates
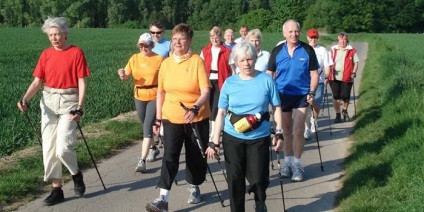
[210,70,218,74]
[135,85,158,89]
[43,86,78,94]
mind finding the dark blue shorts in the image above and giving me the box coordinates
[279,93,309,112]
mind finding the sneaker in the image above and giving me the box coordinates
[280,164,292,178]
[187,185,201,204]
[72,171,86,197]
[310,117,318,132]
[146,148,160,162]
[135,158,147,173]
[255,201,268,212]
[304,128,311,140]
[334,113,342,123]
[146,195,168,212]
[43,187,64,206]
[291,163,305,182]
[342,109,349,122]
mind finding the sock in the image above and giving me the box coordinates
[294,157,302,166]
[336,113,341,118]
[284,156,292,166]
[160,188,169,202]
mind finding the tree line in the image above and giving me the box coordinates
[1,0,423,33]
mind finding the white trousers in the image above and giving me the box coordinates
[40,87,79,181]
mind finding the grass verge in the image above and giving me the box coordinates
[0,113,141,211]
[335,34,424,211]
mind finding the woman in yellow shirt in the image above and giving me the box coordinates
[146,23,211,212]
[118,33,164,173]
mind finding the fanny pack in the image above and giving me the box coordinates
[228,110,270,133]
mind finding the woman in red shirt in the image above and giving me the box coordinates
[17,17,90,206]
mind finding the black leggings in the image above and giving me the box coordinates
[157,118,209,190]
[209,80,220,121]
[329,80,353,102]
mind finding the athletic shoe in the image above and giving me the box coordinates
[334,113,342,123]
[280,164,292,178]
[146,148,160,162]
[135,158,147,173]
[72,171,86,197]
[304,128,311,140]
[255,201,268,212]
[342,109,349,122]
[43,187,64,206]
[187,185,201,204]
[291,163,305,182]
[310,117,318,132]
[146,195,168,212]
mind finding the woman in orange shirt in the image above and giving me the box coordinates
[118,33,164,173]
[145,23,211,212]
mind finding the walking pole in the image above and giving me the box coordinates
[24,112,43,147]
[270,129,275,170]
[311,106,324,171]
[270,129,287,211]
[275,151,287,212]
[180,103,225,207]
[324,84,333,135]
[71,110,107,190]
[352,80,356,118]
[20,101,43,147]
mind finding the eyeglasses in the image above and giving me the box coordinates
[150,31,163,35]
[138,45,150,49]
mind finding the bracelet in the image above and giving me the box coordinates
[208,142,220,149]
[190,105,200,116]
[276,129,283,133]
[70,109,84,116]
[155,119,162,123]
[308,92,315,97]
[275,133,284,140]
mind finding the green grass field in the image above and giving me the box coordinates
[1,28,423,211]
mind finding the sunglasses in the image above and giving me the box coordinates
[150,31,163,35]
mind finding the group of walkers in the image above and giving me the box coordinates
[16,16,359,212]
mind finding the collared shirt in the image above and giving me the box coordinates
[268,41,319,95]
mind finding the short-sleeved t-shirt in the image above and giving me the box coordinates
[314,45,333,83]
[124,53,164,101]
[218,71,280,140]
[158,54,212,124]
[152,38,171,58]
[33,45,90,88]
[268,41,319,95]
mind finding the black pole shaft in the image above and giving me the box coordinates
[325,84,333,135]
[352,80,356,117]
[24,112,42,147]
[311,106,324,172]
[191,123,225,207]
[275,151,287,212]
[76,122,107,190]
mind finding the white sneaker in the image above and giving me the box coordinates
[187,185,201,204]
[310,117,318,133]
[146,148,160,162]
[304,129,311,140]
[135,158,147,173]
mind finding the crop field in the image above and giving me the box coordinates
[0,27,312,157]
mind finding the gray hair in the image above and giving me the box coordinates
[246,29,262,41]
[231,42,257,63]
[282,19,300,33]
[41,17,69,34]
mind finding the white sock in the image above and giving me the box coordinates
[294,157,302,166]
[284,156,292,166]
[160,188,169,202]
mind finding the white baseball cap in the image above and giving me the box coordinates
[138,33,153,46]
